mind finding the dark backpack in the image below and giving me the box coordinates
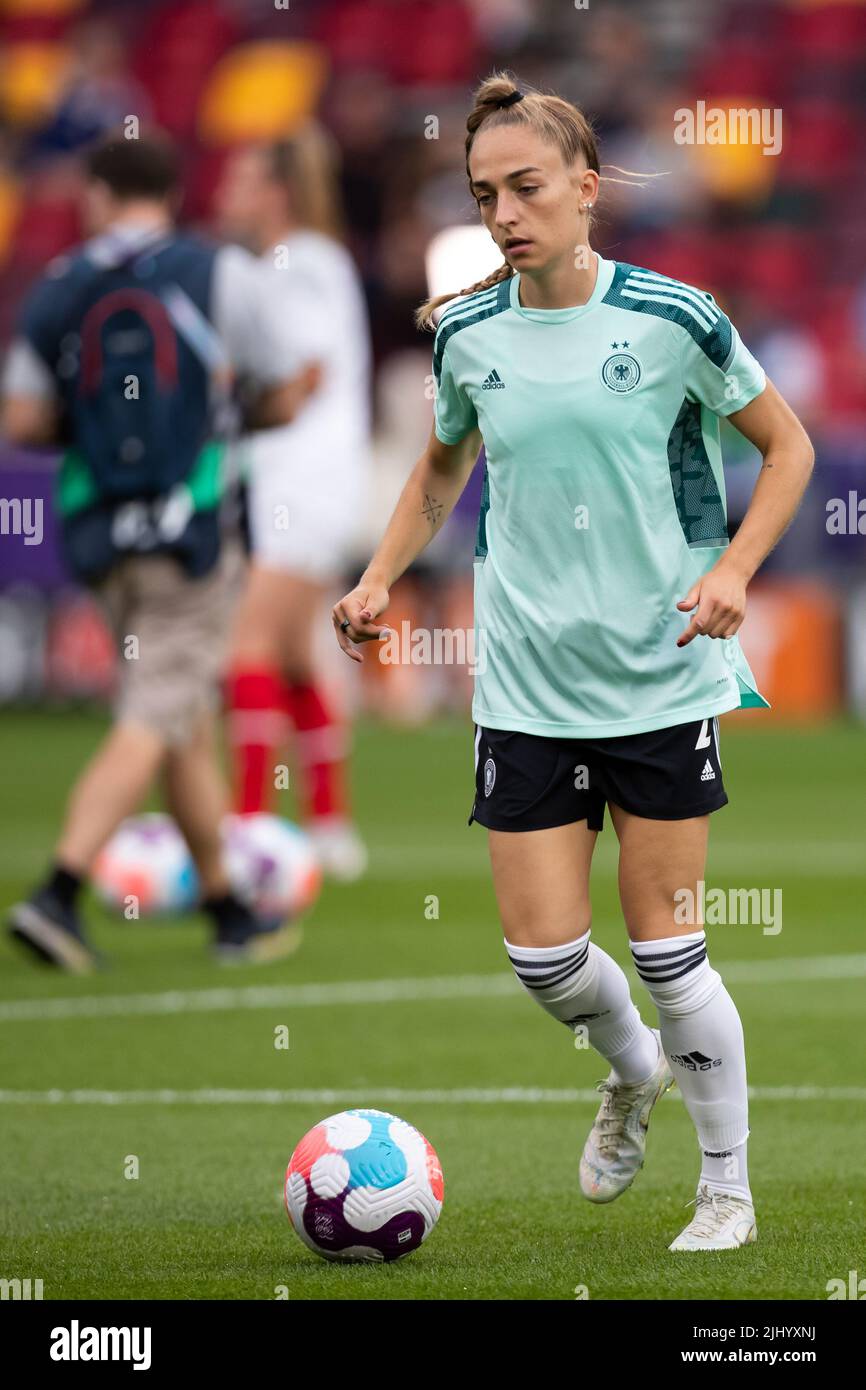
[75,283,188,497]
[25,232,222,500]
[21,232,240,582]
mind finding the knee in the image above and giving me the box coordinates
[502,903,591,951]
[229,636,283,670]
[281,660,315,687]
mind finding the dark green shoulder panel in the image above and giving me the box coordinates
[432,278,512,387]
[603,262,732,369]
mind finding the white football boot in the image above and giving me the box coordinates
[306,818,369,882]
[669,1183,757,1251]
[579,1027,674,1203]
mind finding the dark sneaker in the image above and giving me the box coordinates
[208,895,304,965]
[8,890,98,974]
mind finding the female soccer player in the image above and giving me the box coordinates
[217,125,372,879]
[332,74,813,1251]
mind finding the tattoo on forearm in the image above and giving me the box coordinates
[422,494,444,529]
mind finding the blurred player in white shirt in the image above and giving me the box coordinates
[216,125,372,878]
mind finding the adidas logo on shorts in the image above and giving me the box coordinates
[481,369,505,389]
[700,759,716,781]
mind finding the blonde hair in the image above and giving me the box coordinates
[415,70,601,331]
[267,121,346,242]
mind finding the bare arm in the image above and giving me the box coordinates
[242,361,324,430]
[332,422,483,661]
[0,394,58,447]
[1,369,322,445]
[677,378,815,646]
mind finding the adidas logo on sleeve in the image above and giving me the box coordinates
[481,368,505,389]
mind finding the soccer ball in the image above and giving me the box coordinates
[284,1108,444,1262]
[221,814,321,921]
[92,814,199,917]
[94,812,321,924]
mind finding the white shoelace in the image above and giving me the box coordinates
[683,1183,747,1237]
[593,1077,643,1154]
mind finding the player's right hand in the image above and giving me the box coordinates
[332,582,391,662]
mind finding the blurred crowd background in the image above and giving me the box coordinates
[0,0,864,722]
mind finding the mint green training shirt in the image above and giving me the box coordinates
[432,254,770,738]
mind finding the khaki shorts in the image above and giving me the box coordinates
[95,543,246,745]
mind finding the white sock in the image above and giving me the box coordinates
[506,932,660,1084]
[630,930,751,1200]
[699,1138,750,1199]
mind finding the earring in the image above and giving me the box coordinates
[582,201,593,210]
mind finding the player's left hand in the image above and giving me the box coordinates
[676,560,748,647]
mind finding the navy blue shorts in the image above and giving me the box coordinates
[468,717,727,832]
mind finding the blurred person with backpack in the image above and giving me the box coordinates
[1,132,316,970]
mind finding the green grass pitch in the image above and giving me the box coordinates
[0,709,863,1301]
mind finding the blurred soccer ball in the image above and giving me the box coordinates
[94,812,321,924]
[92,813,199,917]
[221,814,321,921]
[285,1108,444,1262]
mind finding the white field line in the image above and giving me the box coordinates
[366,842,866,878]
[714,953,866,984]
[0,953,865,1025]
[0,973,517,1022]
[0,1085,864,1106]
[2,953,866,1025]
[1,840,865,880]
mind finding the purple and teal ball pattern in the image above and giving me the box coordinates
[92,812,323,923]
[285,1109,445,1262]
[92,814,199,917]
[221,814,322,921]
